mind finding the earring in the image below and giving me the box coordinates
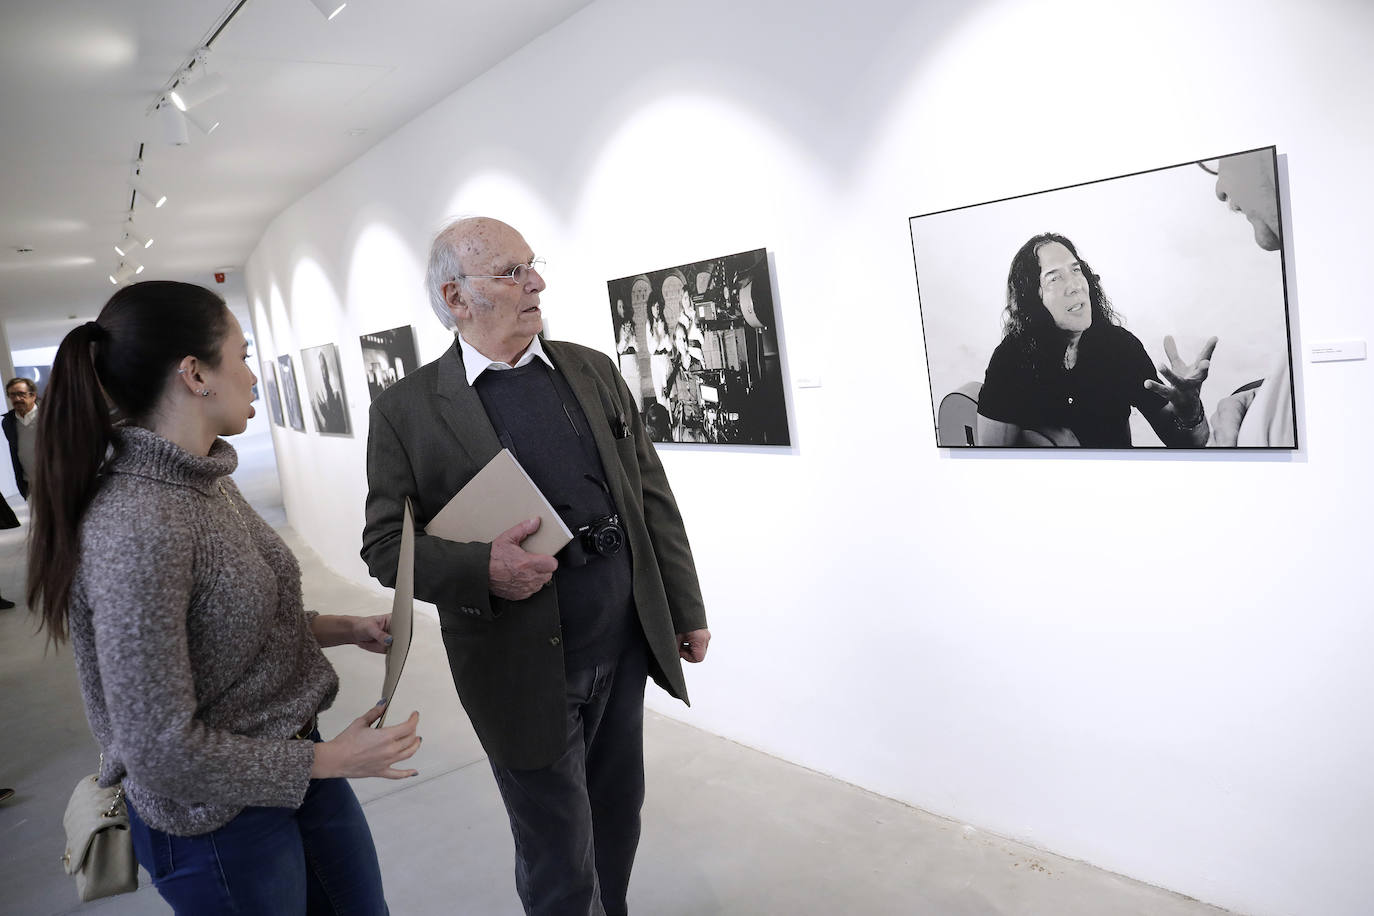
[198,389,211,397]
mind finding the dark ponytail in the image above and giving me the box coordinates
[28,281,229,644]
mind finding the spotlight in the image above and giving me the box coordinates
[186,110,219,136]
[308,0,347,20]
[131,178,166,208]
[160,102,190,145]
[169,72,227,111]
[115,225,153,257]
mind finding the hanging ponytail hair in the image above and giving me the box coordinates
[28,280,229,644]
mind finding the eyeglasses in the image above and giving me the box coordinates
[457,257,545,286]
[6,390,34,400]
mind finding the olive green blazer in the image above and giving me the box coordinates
[361,338,707,769]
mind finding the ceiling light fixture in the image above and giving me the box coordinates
[108,263,137,285]
[169,71,227,111]
[159,102,190,145]
[309,0,348,21]
[131,178,167,208]
[186,110,220,135]
[114,225,153,257]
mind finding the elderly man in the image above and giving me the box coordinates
[361,217,710,915]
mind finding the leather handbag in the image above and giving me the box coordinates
[61,772,138,901]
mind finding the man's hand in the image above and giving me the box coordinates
[1144,334,1218,425]
[1209,387,1258,446]
[490,517,558,600]
[678,628,710,663]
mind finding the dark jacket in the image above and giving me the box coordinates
[2,409,29,499]
[360,339,707,769]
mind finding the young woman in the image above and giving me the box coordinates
[29,281,421,914]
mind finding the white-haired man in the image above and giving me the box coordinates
[361,217,710,915]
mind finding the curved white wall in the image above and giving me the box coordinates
[244,1,1374,913]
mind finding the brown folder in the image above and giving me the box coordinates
[425,448,573,558]
[377,499,415,727]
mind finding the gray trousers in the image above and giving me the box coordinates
[489,640,649,916]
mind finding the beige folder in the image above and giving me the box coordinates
[377,498,415,727]
[426,448,573,558]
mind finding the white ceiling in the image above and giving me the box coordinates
[0,0,592,351]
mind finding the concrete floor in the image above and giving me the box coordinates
[0,428,1238,915]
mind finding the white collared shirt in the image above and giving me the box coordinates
[457,333,555,386]
[16,403,37,427]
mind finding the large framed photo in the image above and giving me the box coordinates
[300,342,352,436]
[277,354,305,432]
[911,146,1295,449]
[360,325,420,402]
[263,359,285,427]
[606,248,789,446]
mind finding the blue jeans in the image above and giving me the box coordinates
[126,750,389,915]
[490,640,649,916]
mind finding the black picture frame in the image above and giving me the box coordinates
[910,146,1296,449]
[606,248,789,446]
[300,342,352,437]
[277,354,305,432]
[359,325,420,402]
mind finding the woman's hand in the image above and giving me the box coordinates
[310,704,421,780]
[353,614,392,654]
[310,613,393,652]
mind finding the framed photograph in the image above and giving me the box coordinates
[360,325,420,402]
[277,354,305,432]
[606,248,789,446]
[300,342,352,436]
[263,360,285,427]
[911,146,1295,449]
[12,365,50,397]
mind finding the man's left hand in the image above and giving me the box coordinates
[354,614,393,654]
[678,628,710,663]
[1144,334,1218,423]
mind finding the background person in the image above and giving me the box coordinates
[0,377,36,609]
[646,292,673,411]
[362,217,709,916]
[613,297,643,404]
[976,232,1216,447]
[1208,150,1295,447]
[3,377,39,500]
[28,281,422,915]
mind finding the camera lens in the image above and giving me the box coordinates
[592,525,623,556]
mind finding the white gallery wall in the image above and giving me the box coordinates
[242,1,1374,914]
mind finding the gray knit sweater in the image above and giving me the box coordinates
[68,426,339,835]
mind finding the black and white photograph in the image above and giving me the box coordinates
[300,341,352,436]
[262,359,285,427]
[911,146,1296,450]
[12,365,50,397]
[607,248,789,446]
[360,324,420,402]
[277,353,305,432]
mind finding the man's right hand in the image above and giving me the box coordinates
[489,517,558,600]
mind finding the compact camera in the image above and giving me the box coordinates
[576,514,625,559]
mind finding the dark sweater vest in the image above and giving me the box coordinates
[474,360,636,671]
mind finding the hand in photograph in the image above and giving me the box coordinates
[1144,334,1217,426]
